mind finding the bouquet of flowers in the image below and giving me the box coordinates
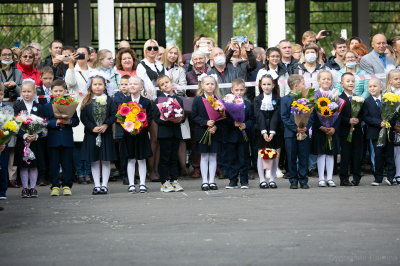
[377,92,400,147]
[258,148,279,170]
[289,88,316,141]
[0,106,22,154]
[200,96,226,145]
[156,97,184,123]
[52,95,79,128]
[314,90,345,150]
[15,111,48,164]
[219,94,247,141]
[93,96,107,147]
[347,96,365,142]
[116,101,147,135]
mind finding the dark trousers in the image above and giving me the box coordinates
[48,146,74,188]
[285,136,309,184]
[0,148,8,195]
[118,140,128,178]
[371,139,395,182]
[218,127,229,172]
[158,137,180,183]
[227,141,250,184]
[340,134,362,182]
[189,118,200,172]
[38,138,50,180]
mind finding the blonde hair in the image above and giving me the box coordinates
[385,69,400,93]
[302,31,317,41]
[317,70,333,89]
[93,49,112,70]
[341,50,359,68]
[196,76,220,97]
[292,44,302,54]
[143,39,159,59]
[287,74,304,90]
[128,76,144,87]
[160,44,181,66]
[21,80,36,92]
[80,76,107,110]
[392,36,400,66]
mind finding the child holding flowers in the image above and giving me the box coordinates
[118,76,152,193]
[191,74,224,191]
[80,71,117,195]
[253,74,281,189]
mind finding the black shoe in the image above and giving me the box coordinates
[340,180,353,186]
[241,183,249,189]
[0,206,3,211]
[259,181,269,189]
[225,181,238,189]
[269,181,277,188]
[92,187,101,195]
[351,179,360,186]
[300,182,309,189]
[283,172,290,179]
[201,183,209,191]
[290,182,298,189]
[209,183,218,190]
[100,186,108,194]
[219,171,229,179]
[113,171,121,177]
[21,188,30,198]
[30,188,38,198]
[109,176,117,182]
[86,178,94,184]
[122,176,129,185]
[78,177,87,184]
[308,169,318,177]
[37,178,47,186]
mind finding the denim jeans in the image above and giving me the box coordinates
[73,143,91,177]
[309,154,318,170]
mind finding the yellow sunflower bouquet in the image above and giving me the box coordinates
[377,92,400,147]
[0,106,22,154]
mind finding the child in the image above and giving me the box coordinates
[114,75,131,185]
[361,78,396,186]
[153,74,185,192]
[14,79,45,198]
[38,66,54,106]
[191,75,222,191]
[253,74,281,189]
[43,79,80,196]
[338,72,363,186]
[311,70,341,187]
[281,74,314,189]
[120,76,152,193]
[0,85,8,200]
[80,71,118,194]
[224,79,255,189]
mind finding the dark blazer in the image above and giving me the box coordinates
[339,92,362,137]
[80,96,117,136]
[254,93,280,134]
[13,100,44,139]
[114,91,131,139]
[191,95,224,142]
[36,86,53,106]
[361,95,397,140]
[226,100,254,143]
[280,94,314,138]
[43,102,80,148]
[113,91,130,106]
[153,95,185,139]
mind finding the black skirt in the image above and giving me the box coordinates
[195,139,222,153]
[254,129,283,150]
[310,129,340,155]
[80,133,118,162]
[120,131,153,160]
[13,137,45,168]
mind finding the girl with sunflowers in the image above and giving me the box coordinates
[310,70,341,187]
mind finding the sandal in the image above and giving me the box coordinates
[209,183,218,190]
[201,183,209,191]
[259,181,269,189]
[128,185,136,194]
[99,186,108,194]
[92,187,101,195]
[269,181,277,188]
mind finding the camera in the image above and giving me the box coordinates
[4,86,18,101]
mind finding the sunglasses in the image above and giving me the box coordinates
[146,46,159,52]
[22,55,34,59]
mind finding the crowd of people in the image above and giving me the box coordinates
[1,29,400,209]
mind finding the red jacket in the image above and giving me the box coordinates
[17,63,43,87]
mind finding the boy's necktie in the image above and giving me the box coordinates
[376,99,381,109]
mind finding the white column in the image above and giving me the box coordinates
[267,0,285,47]
[98,0,115,57]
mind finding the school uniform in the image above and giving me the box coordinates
[0,103,8,197]
[80,96,118,162]
[339,92,363,184]
[361,95,396,183]
[226,99,255,185]
[43,102,80,188]
[280,94,314,185]
[37,85,53,106]
[13,100,45,168]
[153,94,185,183]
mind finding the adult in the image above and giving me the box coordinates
[65,47,93,184]
[115,48,137,77]
[352,43,368,65]
[40,40,62,68]
[347,37,362,50]
[183,34,207,71]
[240,41,254,60]
[391,36,400,66]
[86,46,97,69]
[279,39,299,71]
[334,50,369,99]
[93,49,121,93]
[248,47,265,83]
[302,30,328,62]
[360,34,395,86]
[385,45,396,61]
[157,46,165,61]
[16,47,42,87]
[185,35,215,72]
[325,38,348,71]
[118,40,130,50]
[292,44,302,60]
[225,37,257,82]
[160,44,187,88]
[54,45,74,81]
[30,42,43,70]
[185,50,211,87]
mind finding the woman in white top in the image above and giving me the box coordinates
[93,49,121,94]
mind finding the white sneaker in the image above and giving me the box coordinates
[266,170,271,178]
[172,180,184,192]
[160,181,175,192]
[327,180,336,187]
[318,181,327,187]
[371,181,382,186]
[276,168,284,178]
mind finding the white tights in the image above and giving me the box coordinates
[127,159,146,186]
[317,154,334,181]
[91,161,111,188]
[200,153,217,184]
[257,150,277,183]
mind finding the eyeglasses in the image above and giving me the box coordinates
[146,46,159,52]
[22,55,34,59]
[1,53,12,57]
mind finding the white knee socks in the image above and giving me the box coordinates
[317,154,334,181]
[127,159,147,186]
[91,161,111,188]
[200,153,217,184]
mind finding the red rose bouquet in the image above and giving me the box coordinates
[52,96,79,128]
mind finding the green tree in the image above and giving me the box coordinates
[233,3,256,45]
[165,3,182,52]
[194,3,218,45]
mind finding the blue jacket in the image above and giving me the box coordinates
[225,100,254,143]
[334,67,370,99]
[113,91,130,139]
[280,94,314,138]
[43,102,80,148]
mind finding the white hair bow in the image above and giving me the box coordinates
[22,78,36,84]
[197,73,218,83]
[82,70,114,97]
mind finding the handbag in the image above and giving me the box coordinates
[180,118,191,139]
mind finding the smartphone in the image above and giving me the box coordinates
[199,40,211,55]
[76,53,86,60]
[322,31,332,37]
[234,36,247,43]
[58,55,69,61]
[14,41,20,48]
[341,29,347,40]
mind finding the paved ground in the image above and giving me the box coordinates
[1,172,400,266]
